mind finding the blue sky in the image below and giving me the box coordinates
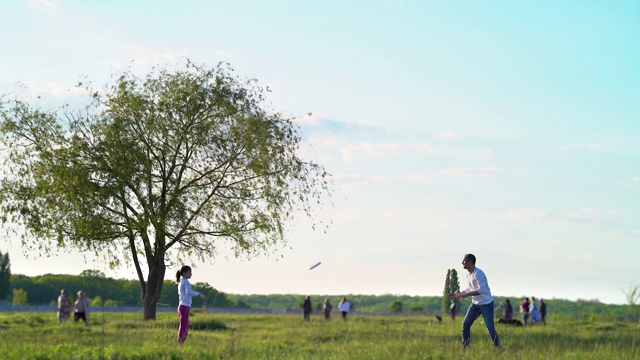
[1,0,638,304]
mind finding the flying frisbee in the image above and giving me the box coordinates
[309,262,321,270]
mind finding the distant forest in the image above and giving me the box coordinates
[5,272,632,321]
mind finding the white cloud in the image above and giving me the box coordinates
[340,142,438,162]
[21,81,85,97]
[26,0,60,12]
[561,143,603,152]
[336,167,504,189]
[105,45,185,70]
[632,176,639,183]
[433,131,457,141]
[498,208,616,225]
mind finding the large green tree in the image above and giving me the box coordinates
[0,61,331,319]
[0,250,10,301]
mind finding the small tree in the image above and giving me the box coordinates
[104,299,117,307]
[0,250,10,301]
[12,288,27,305]
[443,268,461,316]
[390,300,403,314]
[622,284,640,322]
[92,295,103,307]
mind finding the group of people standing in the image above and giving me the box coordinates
[176,264,357,345]
[519,296,547,326]
[56,289,91,325]
[303,296,351,321]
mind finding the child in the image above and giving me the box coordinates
[176,265,207,344]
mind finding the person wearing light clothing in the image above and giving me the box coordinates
[176,265,207,344]
[449,254,500,349]
[338,297,351,321]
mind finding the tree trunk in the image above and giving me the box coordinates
[142,259,166,320]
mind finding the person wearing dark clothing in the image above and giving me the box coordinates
[501,299,513,320]
[520,297,531,326]
[323,299,332,320]
[539,298,547,325]
[303,296,312,321]
[449,300,457,321]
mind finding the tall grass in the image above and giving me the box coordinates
[0,311,637,359]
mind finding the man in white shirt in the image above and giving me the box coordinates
[449,254,500,349]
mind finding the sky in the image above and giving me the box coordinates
[0,0,638,305]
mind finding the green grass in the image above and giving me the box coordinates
[0,311,638,359]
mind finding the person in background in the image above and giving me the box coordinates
[57,289,72,323]
[323,298,333,321]
[176,265,207,344]
[303,295,312,321]
[530,296,540,324]
[449,253,500,349]
[449,299,457,321]
[500,299,513,320]
[520,297,531,326]
[73,290,91,325]
[539,298,547,325]
[338,297,351,321]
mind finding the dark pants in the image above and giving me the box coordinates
[324,311,331,320]
[303,311,311,321]
[74,312,87,325]
[341,311,347,320]
[462,301,500,348]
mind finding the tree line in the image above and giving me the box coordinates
[2,270,633,321]
[6,270,244,309]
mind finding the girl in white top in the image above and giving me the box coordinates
[176,265,206,344]
[338,297,351,321]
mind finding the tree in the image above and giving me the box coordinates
[80,269,106,278]
[442,268,461,316]
[12,288,27,305]
[0,61,331,320]
[622,284,640,322]
[0,250,9,301]
[92,295,103,307]
[389,300,403,314]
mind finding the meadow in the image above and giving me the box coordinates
[0,310,638,360]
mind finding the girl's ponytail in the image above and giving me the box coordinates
[177,265,192,283]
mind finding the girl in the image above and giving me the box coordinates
[176,265,207,344]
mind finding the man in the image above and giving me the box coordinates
[539,298,547,325]
[500,299,513,320]
[449,254,500,349]
[520,297,531,326]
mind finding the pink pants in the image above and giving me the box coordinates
[178,305,190,344]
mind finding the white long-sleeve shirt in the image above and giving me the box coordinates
[178,278,200,307]
[462,267,494,305]
[338,301,350,312]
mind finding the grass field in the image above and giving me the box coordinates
[0,311,638,359]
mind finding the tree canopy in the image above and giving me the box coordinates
[0,61,331,319]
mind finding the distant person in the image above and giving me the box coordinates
[73,290,91,325]
[449,254,500,349]
[520,297,531,326]
[449,299,457,321]
[539,298,547,325]
[303,295,312,321]
[530,296,540,324]
[338,297,351,321]
[323,298,333,320]
[57,289,72,323]
[500,299,513,320]
[176,265,207,344]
